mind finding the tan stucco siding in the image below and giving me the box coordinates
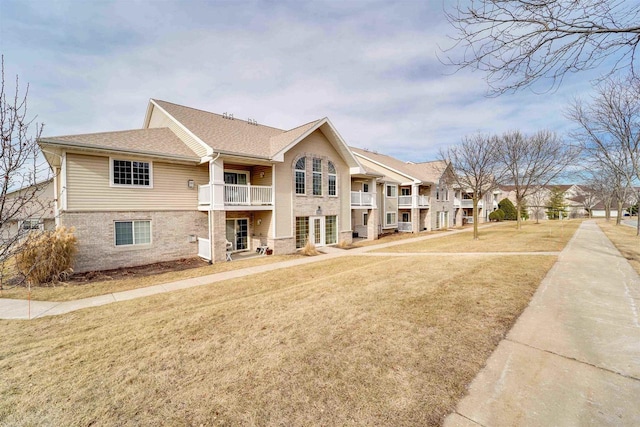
[65,153,208,211]
[275,129,351,238]
[147,105,208,157]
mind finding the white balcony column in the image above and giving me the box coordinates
[371,178,378,208]
[209,157,225,211]
[412,184,419,208]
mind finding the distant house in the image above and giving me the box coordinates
[39,99,366,273]
[1,179,55,244]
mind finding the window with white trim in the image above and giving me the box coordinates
[362,183,369,193]
[295,157,306,195]
[112,159,151,187]
[325,215,337,244]
[386,212,397,226]
[386,184,397,198]
[21,219,43,231]
[295,216,309,248]
[115,220,151,246]
[328,161,337,196]
[312,158,322,196]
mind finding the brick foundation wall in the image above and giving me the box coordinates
[60,210,207,273]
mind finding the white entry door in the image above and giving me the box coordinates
[309,216,325,247]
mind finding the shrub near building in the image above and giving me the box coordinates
[489,209,505,222]
[498,198,517,220]
[15,227,78,285]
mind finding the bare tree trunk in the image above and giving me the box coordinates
[515,197,522,229]
[472,197,479,240]
[616,200,623,225]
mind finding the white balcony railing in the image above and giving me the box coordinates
[225,184,273,206]
[398,222,412,232]
[398,195,430,207]
[198,184,212,207]
[351,191,375,207]
[198,183,273,207]
[453,197,461,207]
[461,199,485,208]
[398,195,412,207]
[417,195,430,207]
[197,237,211,260]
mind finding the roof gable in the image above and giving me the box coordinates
[350,147,448,184]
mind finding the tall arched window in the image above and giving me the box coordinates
[312,158,322,195]
[328,161,337,196]
[295,157,306,194]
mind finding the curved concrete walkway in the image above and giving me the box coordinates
[445,220,640,426]
[1,225,495,320]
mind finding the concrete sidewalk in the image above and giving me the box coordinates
[0,225,484,320]
[445,220,640,426]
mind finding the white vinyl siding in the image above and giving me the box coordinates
[66,153,208,211]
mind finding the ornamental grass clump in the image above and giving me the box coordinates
[300,237,319,256]
[15,226,78,285]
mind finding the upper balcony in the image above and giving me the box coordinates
[461,199,484,208]
[198,183,273,210]
[398,195,430,208]
[351,191,376,208]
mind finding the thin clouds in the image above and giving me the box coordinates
[0,0,590,161]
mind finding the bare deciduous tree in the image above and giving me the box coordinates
[0,56,49,288]
[444,0,640,94]
[495,130,577,229]
[568,75,640,233]
[528,185,549,224]
[441,133,502,240]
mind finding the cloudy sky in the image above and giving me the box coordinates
[0,0,607,161]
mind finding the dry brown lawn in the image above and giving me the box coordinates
[0,254,556,426]
[374,220,581,253]
[0,254,302,302]
[598,220,640,275]
[353,227,469,247]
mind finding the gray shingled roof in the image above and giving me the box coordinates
[350,147,447,183]
[154,100,325,159]
[40,128,200,160]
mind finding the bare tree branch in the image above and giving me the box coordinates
[0,55,50,289]
[568,74,640,231]
[495,129,578,228]
[440,133,503,239]
[444,0,640,94]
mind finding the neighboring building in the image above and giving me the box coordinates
[39,99,366,273]
[1,179,55,243]
[452,187,501,224]
[349,147,456,237]
[500,184,597,220]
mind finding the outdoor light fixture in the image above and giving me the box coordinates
[257,218,262,225]
[187,179,195,189]
[316,206,322,215]
[260,171,265,178]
